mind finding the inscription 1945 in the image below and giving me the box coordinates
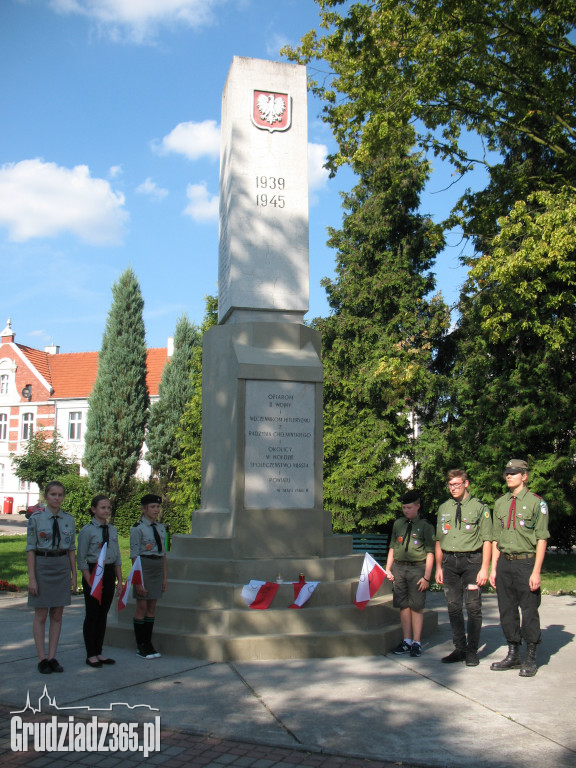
[255,175,286,208]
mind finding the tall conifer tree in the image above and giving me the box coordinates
[146,314,200,490]
[84,268,149,514]
[318,152,449,531]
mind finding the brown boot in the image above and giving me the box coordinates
[490,642,522,670]
[519,643,538,677]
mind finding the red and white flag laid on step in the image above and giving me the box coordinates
[354,552,387,610]
[89,542,107,604]
[241,580,280,609]
[289,580,319,609]
[117,556,144,611]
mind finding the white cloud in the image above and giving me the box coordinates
[0,159,128,244]
[49,0,222,43]
[109,165,123,178]
[155,120,221,161]
[183,182,218,222]
[308,142,329,193]
[136,177,168,200]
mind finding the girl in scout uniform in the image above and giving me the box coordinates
[26,480,77,674]
[77,495,123,668]
[130,494,167,659]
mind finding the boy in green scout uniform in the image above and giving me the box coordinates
[385,490,435,658]
[489,459,549,677]
[435,469,492,666]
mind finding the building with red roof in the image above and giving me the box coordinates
[0,319,169,512]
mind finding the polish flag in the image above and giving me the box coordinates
[354,552,386,610]
[89,542,107,604]
[289,580,319,609]
[118,556,144,611]
[241,580,280,609]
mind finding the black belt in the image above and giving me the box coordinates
[446,550,482,556]
[141,554,163,560]
[502,552,535,560]
[35,550,67,558]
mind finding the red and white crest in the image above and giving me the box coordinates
[252,90,292,132]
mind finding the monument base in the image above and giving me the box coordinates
[106,534,437,661]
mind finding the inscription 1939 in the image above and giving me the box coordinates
[255,176,286,208]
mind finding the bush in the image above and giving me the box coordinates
[58,474,93,530]
[548,512,576,553]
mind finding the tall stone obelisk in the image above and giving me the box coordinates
[107,57,436,660]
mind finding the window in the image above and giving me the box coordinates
[19,479,31,491]
[0,374,8,395]
[22,412,34,440]
[68,412,82,441]
[0,413,6,441]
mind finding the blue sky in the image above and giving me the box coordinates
[0,0,471,353]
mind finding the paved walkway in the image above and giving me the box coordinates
[0,583,574,768]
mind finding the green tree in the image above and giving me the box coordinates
[317,152,449,531]
[146,314,200,491]
[169,296,217,532]
[11,430,76,493]
[84,268,149,517]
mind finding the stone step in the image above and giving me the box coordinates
[114,596,398,635]
[106,610,437,662]
[170,533,356,561]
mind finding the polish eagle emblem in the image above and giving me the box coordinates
[252,90,292,132]
[257,93,286,125]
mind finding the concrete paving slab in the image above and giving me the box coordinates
[1,587,575,768]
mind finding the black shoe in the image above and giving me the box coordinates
[519,643,538,677]
[465,648,479,667]
[393,640,412,655]
[442,649,466,663]
[410,642,422,657]
[86,659,103,668]
[136,645,157,660]
[98,658,116,665]
[490,643,522,671]
[38,659,52,674]
[48,658,64,673]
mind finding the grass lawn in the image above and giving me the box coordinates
[1,535,575,594]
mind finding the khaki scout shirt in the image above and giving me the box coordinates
[437,494,492,552]
[77,519,122,570]
[26,507,75,552]
[492,487,549,555]
[130,516,166,559]
[390,515,435,563]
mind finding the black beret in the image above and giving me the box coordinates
[401,490,420,505]
[141,494,162,506]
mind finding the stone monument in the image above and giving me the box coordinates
[107,57,436,660]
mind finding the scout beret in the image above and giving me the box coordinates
[401,489,421,505]
[141,493,162,506]
[504,459,529,473]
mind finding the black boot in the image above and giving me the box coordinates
[519,643,538,677]
[133,619,147,656]
[490,642,522,670]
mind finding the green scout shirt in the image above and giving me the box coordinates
[492,487,550,555]
[130,516,166,559]
[437,494,492,552]
[25,507,76,552]
[390,515,435,563]
[77,519,122,570]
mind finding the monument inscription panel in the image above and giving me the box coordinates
[244,380,314,509]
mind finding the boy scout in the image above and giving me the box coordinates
[435,469,492,666]
[386,490,435,657]
[130,494,167,659]
[489,459,549,677]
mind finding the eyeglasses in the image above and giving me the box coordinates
[447,482,465,489]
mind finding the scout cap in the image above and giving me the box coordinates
[504,459,529,474]
[401,489,420,505]
[141,493,162,505]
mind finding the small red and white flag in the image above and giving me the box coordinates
[354,552,387,610]
[118,556,144,611]
[89,542,107,604]
[241,580,279,610]
[289,580,319,609]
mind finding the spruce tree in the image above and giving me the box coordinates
[146,314,200,491]
[84,268,149,515]
[318,152,450,532]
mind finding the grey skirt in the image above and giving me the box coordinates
[28,554,72,608]
[134,556,164,601]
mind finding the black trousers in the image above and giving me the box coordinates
[442,551,483,650]
[495,556,541,645]
[82,563,116,657]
